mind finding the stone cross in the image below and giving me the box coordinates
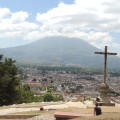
[95,46,117,83]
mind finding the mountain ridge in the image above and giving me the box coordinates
[0,36,120,68]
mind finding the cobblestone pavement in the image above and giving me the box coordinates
[0,108,39,115]
[27,114,56,120]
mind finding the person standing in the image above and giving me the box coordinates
[94,103,102,116]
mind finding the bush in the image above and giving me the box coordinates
[43,93,54,102]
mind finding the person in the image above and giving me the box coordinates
[96,97,100,102]
[40,106,44,111]
[94,103,102,116]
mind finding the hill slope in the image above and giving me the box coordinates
[0,36,120,67]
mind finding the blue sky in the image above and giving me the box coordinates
[0,0,73,20]
[0,0,120,56]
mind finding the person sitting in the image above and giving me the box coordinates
[94,103,102,116]
[96,97,100,102]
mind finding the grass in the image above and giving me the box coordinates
[73,113,120,120]
[0,102,120,120]
[18,106,120,114]
[9,106,120,120]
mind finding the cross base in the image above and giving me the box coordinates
[96,102,115,106]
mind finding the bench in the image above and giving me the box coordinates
[54,111,93,120]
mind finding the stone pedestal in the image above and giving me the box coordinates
[98,83,115,106]
[98,102,115,106]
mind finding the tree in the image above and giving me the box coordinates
[0,55,20,105]
[17,84,35,103]
[43,93,54,102]
[0,54,43,105]
[54,94,64,101]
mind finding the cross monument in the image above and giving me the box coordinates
[95,46,117,105]
[95,46,117,83]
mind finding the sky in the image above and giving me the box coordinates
[0,0,120,56]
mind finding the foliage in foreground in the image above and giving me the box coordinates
[0,54,42,106]
[43,92,64,102]
[0,55,20,105]
[17,84,43,103]
[43,93,54,102]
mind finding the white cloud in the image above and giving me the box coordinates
[0,8,11,19]
[34,0,120,54]
[0,8,38,39]
[37,0,120,32]
[10,11,29,23]
[0,0,120,55]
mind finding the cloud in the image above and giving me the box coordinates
[10,11,29,23]
[36,0,120,32]
[0,8,38,39]
[34,0,120,52]
[0,0,120,54]
[0,8,11,19]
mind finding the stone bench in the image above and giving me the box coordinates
[54,111,93,120]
